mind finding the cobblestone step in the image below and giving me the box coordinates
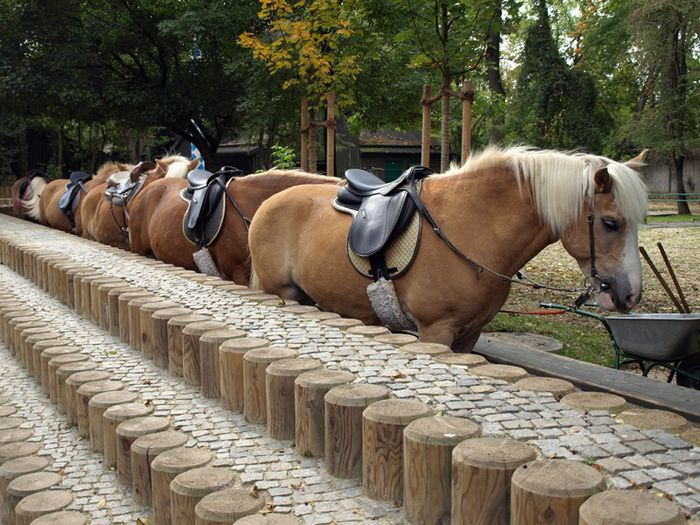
[0,214,698,523]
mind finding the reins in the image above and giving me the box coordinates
[404,173,600,300]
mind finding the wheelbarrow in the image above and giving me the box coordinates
[540,303,700,389]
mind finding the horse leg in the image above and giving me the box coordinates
[452,329,483,353]
[417,320,460,348]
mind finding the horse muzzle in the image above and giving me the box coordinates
[595,276,641,313]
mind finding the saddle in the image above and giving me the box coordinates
[335,166,433,279]
[58,171,92,226]
[181,166,244,246]
[104,161,156,207]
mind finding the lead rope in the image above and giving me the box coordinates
[405,183,594,296]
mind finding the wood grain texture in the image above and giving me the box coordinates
[182,321,226,387]
[64,371,111,427]
[55,362,97,415]
[167,315,209,377]
[14,489,73,525]
[151,308,192,369]
[578,489,685,525]
[76,380,123,438]
[139,301,181,359]
[170,467,238,525]
[194,488,265,525]
[107,287,138,337]
[48,354,88,405]
[451,437,537,525]
[294,369,355,457]
[115,416,171,486]
[510,459,605,525]
[199,328,245,399]
[243,346,297,425]
[102,402,154,468]
[219,338,269,412]
[0,455,51,524]
[40,346,79,396]
[127,295,160,351]
[117,291,152,343]
[88,390,139,452]
[131,430,188,506]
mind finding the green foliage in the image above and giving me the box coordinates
[270,145,296,169]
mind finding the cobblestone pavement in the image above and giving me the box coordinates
[0,213,699,523]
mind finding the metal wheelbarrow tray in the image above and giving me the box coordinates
[541,304,700,388]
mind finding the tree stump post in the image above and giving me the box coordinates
[27,510,90,525]
[510,459,605,525]
[139,301,182,359]
[0,455,51,524]
[243,347,298,425]
[88,390,140,452]
[106,286,140,337]
[170,467,238,525]
[0,442,42,465]
[451,437,536,525]
[219,338,270,412]
[362,399,433,502]
[102,402,154,468]
[294,369,355,457]
[131,430,188,506]
[167,314,210,377]
[578,489,686,525]
[64,371,111,427]
[14,489,74,525]
[26,333,65,380]
[117,291,154,343]
[116,416,171,486]
[194,487,266,525]
[151,447,213,525]
[265,358,322,440]
[65,268,92,310]
[324,383,390,478]
[198,328,246,399]
[182,321,227,387]
[90,278,123,326]
[97,281,129,331]
[40,346,80,396]
[71,271,99,317]
[76,380,123,439]
[47,354,89,406]
[127,295,161,351]
[6,472,62,525]
[403,416,481,525]
[55,362,98,416]
[151,307,192,369]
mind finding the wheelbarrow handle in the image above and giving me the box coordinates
[539,302,608,323]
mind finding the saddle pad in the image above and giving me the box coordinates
[179,177,231,247]
[333,197,422,280]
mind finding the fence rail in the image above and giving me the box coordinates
[649,192,700,202]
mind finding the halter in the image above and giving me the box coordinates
[404,174,606,301]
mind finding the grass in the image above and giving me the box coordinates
[646,214,700,223]
[484,312,617,368]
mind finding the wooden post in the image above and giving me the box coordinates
[242,347,298,425]
[47,354,89,406]
[31,339,69,386]
[102,402,155,469]
[403,415,481,524]
[106,286,139,337]
[324,384,390,478]
[6,472,62,525]
[194,488,266,524]
[88,390,140,453]
[362,399,433,502]
[578,489,686,525]
[182,321,227,387]
[326,93,335,178]
[90,278,123,326]
[451,438,536,525]
[79,274,104,320]
[139,301,182,359]
[128,295,161,351]
[294,369,355,457]
[170,467,238,525]
[117,291,152,343]
[510,459,605,525]
[151,307,192,369]
[72,271,100,317]
[40,346,80,396]
[199,328,246,399]
[309,116,317,173]
[0,456,51,524]
[55,362,98,416]
[66,268,92,310]
[265,358,322,440]
[0,442,42,465]
[300,97,309,171]
[115,416,171,486]
[219,337,270,412]
[14,321,47,361]
[76,380,123,438]
[167,314,210,377]
[131,430,189,506]
[65,371,112,428]
[0,429,31,445]
[26,332,65,379]
[25,510,90,525]
[14,489,74,525]
[421,85,432,167]
[461,80,474,165]
[97,282,129,331]
[151,447,213,525]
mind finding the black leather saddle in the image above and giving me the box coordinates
[58,171,92,224]
[336,166,432,264]
[182,166,244,246]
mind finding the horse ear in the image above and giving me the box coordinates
[187,157,200,171]
[594,167,613,194]
[117,163,130,171]
[625,149,649,170]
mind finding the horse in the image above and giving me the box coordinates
[128,169,339,284]
[80,155,197,249]
[21,161,131,235]
[11,170,47,220]
[248,147,649,351]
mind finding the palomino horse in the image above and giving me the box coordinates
[80,155,197,249]
[249,147,649,351]
[11,170,46,220]
[22,161,130,235]
[128,169,338,284]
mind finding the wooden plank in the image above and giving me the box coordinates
[473,336,700,423]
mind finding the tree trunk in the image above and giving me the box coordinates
[673,153,691,215]
[440,84,450,172]
[486,1,506,144]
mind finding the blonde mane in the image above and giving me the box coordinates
[158,155,192,179]
[443,146,648,233]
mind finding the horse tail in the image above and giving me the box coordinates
[249,260,261,291]
[20,177,48,221]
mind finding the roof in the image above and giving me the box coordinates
[359,130,439,148]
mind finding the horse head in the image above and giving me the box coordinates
[559,150,649,313]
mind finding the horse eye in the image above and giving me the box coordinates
[602,218,619,232]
